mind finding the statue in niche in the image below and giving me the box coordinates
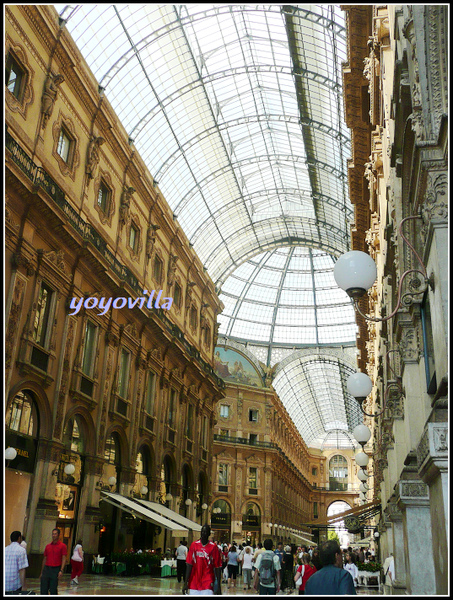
[146,223,160,260]
[85,136,104,179]
[200,303,209,330]
[41,73,64,129]
[119,186,135,226]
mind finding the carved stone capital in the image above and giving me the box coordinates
[396,479,429,509]
[417,422,448,484]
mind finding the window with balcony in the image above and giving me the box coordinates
[145,371,156,416]
[248,467,258,494]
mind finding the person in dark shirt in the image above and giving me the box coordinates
[304,540,356,595]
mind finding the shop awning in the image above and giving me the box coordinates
[136,499,202,532]
[353,536,372,547]
[291,532,315,546]
[100,492,188,536]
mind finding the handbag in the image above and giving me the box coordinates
[295,565,304,588]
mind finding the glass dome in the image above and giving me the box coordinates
[218,246,357,346]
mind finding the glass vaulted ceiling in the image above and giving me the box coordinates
[57,4,357,449]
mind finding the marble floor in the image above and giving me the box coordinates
[23,574,383,596]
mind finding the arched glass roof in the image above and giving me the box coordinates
[56,4,351,285]
[55,4,358,450]
[218,246,357,347]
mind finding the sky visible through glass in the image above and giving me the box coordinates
[55,4,359,449]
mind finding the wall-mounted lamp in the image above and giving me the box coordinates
[108,476,117,487]
[140,486,149,496]
[5,447,17,461]
[347,372,382,417]
[64,463,76,476]
[201,503,208,511]
[334,216,433,323]
[353,424,372,448]
[357,469,369,481]
[355,451,369,468]
[374,531,380,540]
[359,483,370,493]
[185,498,192,506]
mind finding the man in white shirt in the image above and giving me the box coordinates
[5,531,29,594]
[383,554,395,595]
[176,540,188,583]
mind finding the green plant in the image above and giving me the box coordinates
[357,561,382,573]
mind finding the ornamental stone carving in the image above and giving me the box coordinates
[119,186,134,227]
[398,326,420,364]
[421,173,448,243]
[85,135,104,180]
[146,223,160,260]
[399,480,429,500]
[41,73,64,129]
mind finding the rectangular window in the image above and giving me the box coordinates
[249,467,257,489]
[249,409,258,422]
[145,371,156,415]
[117,348,130,399]
[201,415,208,448]
[32,282,54,347]
[220,404,229,418]
[174,282,182,308]
[81,320,97,377]
[153,255,163,283]
[312,467,318,476]
[218,463,229,487]
[97,182,110,213]
[186,404,194,439]
[249,433,258,445]
[129,222,139,252]
[6,52,25,99]
[421,294,436,393]
[313,502,318,518]
[168,389,176,428]
[57,128,72,163]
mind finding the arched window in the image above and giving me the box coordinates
[6,391,37,436]
[104,432,121,488]
[160,456,173,505]
[63,417,84,454]
[133,445,152,498]
[329,454,348,491]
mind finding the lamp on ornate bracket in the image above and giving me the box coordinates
[334,215,434,322]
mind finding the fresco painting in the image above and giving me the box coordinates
[214,347,262,387]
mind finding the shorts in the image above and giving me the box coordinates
[228,564,238,579]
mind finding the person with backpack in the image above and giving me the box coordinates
[253,538,281,595]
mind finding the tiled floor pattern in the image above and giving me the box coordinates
[23,574,383,596]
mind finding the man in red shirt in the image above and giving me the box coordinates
[40,528,67,595]
[183,524,222,595]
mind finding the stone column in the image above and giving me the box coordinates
[417,422,448,594]
[386,500,406,594]
[396,480,436,594]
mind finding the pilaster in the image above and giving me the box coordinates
[396,479,436,594]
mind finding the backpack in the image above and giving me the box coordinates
[259,551,275,585]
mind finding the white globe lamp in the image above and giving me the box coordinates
[108,476,117,486]
[357,469,369,481]
[64,463,76,475]
[334,251,377,299]
[5,447,17,461]
[359,483,369,493]
[347,373,373,401]
[355,452,370,468]
[140,486,148,495]
[353,424,372,446]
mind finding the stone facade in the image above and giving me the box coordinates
[342,5,448,595]
[5,4,225,575]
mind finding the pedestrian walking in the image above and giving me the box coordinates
[241,546,254,590]
[70,539,84,586]
[304,540,356,595]
[294,553,317,595]
[227,544,239,589]
[182,524,222,595]
[343,552,358,588]
[5,531,29,594]
[176,540,188,583]
[40,528,67,595]
[253,538,281,595]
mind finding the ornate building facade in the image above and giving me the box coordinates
[211,342,360,547]
[342,5,448,595]
[5,4,225,574]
